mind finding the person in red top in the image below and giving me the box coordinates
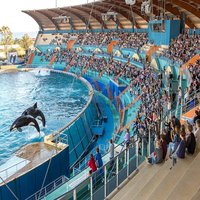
[88,154,97,172]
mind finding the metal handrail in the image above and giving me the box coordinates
[71,139,125,178]
[0,159,29,180]
[25,175,68,200]
[56,135,143,200]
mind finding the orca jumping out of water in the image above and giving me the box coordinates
[10,115,40,133]
[22,103,46,127]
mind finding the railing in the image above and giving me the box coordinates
[56,135,151,200]
[26,175,68,200]
[71,142,113,177]
[182,89,200,114]
[0,159,29,181]
[19,64,52,69]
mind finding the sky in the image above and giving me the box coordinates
[0,0,95,33]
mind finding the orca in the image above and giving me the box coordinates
[22,103,46,127]
[10,115,40,133]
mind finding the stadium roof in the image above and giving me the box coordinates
[23,0,200,31]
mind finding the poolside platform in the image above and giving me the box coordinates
[0,65,18,73]
[0,142,62,185]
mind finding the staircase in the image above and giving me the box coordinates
[110,151,200,200]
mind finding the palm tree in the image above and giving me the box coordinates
[19,34,33,50]
[0,26,14,58]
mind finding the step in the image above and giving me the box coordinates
[111,162,161,200]
[134,160,172,200]
[147,153,197,200]
[166,152,200,200]
[192,187,200,200]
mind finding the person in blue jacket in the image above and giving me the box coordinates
[95,147,103,176]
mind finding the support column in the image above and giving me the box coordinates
[116,18,119,31]
[132,16,135,32]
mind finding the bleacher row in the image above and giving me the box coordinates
[27,31,200,199]
[37,31,148,49]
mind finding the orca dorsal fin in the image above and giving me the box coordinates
[33,102,37,109]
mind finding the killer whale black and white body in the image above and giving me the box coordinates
[10,115,40,133]
[22,103,46,127]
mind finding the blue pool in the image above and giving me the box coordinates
[0,70,89,165]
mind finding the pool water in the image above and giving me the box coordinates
[0,70,89,165]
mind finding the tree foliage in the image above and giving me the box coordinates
[0,26,14,46]
[19,34,33,50]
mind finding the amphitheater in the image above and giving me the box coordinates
[0,0,200,200]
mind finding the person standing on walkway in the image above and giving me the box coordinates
[109,139,114,163]
[88,154,97,173]
[124,128,130,148]
[95,147,103,175]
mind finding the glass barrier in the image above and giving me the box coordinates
[57,139,149,200]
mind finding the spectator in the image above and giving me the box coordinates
[160,134,167,160]
[88,154,97,173]
[186,123,196,154]
[172,116,181,129]
[171,130,186,168]
[124,128,130,148]
[95,147,103,174]
[193,110,200,124]
[147,138,163,164]
[166,125,181,160]
[108,139,114,163]
[194,119,200,150]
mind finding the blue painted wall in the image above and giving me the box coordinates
[64,100,98,166]
[148,20,180,45]
[0,145,69,200]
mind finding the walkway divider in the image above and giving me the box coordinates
[121,113,144,131]
[107,85,113,101]
[27,53,35,65]
[125,94,142,111]
[49,54,57,66]
[67,40,76,50]
[94,81,101,92]
[81,55,94,76]
[119,108,125,130]
[146,45,160,62]
[64,54,76,72]
[118,81,134,98]
[107,40,117,54]
[94,69,105,82]
[180,54,200,74]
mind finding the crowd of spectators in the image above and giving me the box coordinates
[162,33,200,64]
[77,31,148,49]
[182,58,200,113]
[39,31,148,50]
[34,32,200,177]
[36,48,76,65]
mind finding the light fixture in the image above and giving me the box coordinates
[52,16,71,23]
[125,0,136,5]
[101,12,117,22]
